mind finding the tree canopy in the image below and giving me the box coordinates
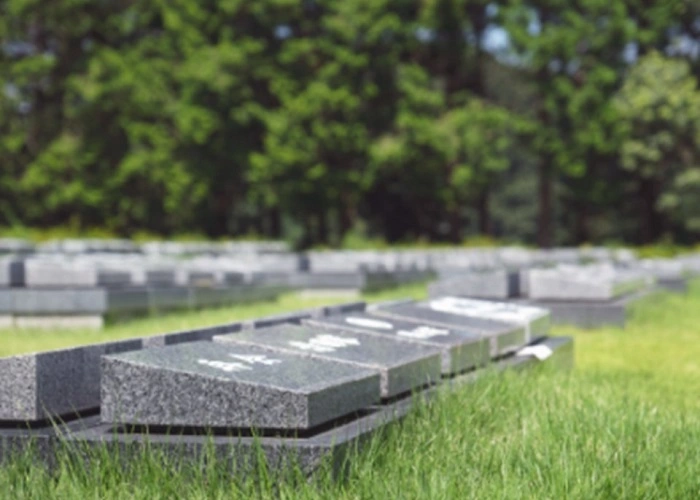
[1,0,698,247]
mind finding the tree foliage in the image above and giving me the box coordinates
[0,0,698,247]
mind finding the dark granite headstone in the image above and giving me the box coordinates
[371,303,527,358]
[0,259,24,287]
[303,313,488,375]
[214,324,442,398]
[101,342,380,430]
[0,339,142,422]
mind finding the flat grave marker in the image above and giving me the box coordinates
[101,341,381,430]
[215,324,442,398]
[371,302,528,358]
[425,296,551,341]
[303,313,488,375]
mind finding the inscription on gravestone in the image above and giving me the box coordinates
[304,313,488,375]
[101,341,380,430]
[214,324,442,398]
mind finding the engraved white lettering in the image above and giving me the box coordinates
[229,354,282,366]
[197,358,252,373]
[289,334,360,353]
[345,317,394,330]
[397,326,450,339]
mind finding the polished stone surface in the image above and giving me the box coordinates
[0,338,142,422]
[429,269,519,299]
[101,341,380,429]
[0,259,24,287]
[372,303,527,357]
[526,267,651,301]
[425,296,550,341]
[304,313,488,375]
[215,324,442,398]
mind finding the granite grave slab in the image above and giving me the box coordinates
[372,302,528,358]
[0,338,142,422]
[101,341,381,430]
[303,313,488,375]
[0,259,24,287]
[526,267,651,301]
[2,335,574,473]
[214,325,442,398]
[429,269,520,299]
[425,296,551,342]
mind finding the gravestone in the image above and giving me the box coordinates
[372,302,528,358]
[101,341,380,429]
[214,324,442,398]
[0,259,24,287]
[24,261,131,288]
[429,269,520,299]
[0,339,142,422]
[425,296,550,342]
[303,313,488,375]
[527,266,650,301]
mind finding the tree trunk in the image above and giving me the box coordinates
[574,201,589,244]
[339,195,356,239]
[317,212,328,245]
[477,189,491,236]
[640,177,663,243]
[537,158,554,248]
[269,206,281,239]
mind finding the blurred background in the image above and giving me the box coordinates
[1,0,698,249]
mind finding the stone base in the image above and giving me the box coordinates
[516,292,655,328]
[657,278,688,294]
[12,315,105,330]
[0,336,573,475]
[297,289,362,299]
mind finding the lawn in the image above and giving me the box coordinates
[2,282,700,498]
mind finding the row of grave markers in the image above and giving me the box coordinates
[0,296,570,472]
[105,297,550,432]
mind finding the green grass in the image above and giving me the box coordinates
[3,282,700,498]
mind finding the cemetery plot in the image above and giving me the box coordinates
[372,303,528,358]
[101,342,381,430]
[303,313,489,375]
[214,325,442,398]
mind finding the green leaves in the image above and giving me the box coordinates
[615,52,700,233]
[0,0,698,244]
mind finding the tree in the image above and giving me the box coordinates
[614,51,700,239]
[501,0,635,246]
[250,0,405,247]
[440,98,523,236]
